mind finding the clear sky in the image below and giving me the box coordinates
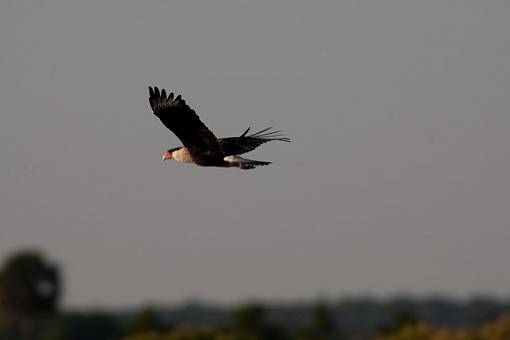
[1,0,509,308]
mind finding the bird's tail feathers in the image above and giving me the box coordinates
[224,155,272,170]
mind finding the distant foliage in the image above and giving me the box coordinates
[126,315,510,340]
[232,304,266,334]
[378,309,418,336]
[479,314,510,339]
[57,312,120,340]
[377,313,510,340]
[124,308,165,336]
[124,326,256,340]
[232,303,290,340]
[298,302,341,340]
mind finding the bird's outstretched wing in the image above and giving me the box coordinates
[219,127,290,156]
[149,87,223,156]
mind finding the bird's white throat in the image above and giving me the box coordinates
[172,148,193,163]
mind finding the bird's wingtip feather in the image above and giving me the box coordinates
[241,127,251,137]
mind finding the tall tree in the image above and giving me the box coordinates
[0,250,61,318]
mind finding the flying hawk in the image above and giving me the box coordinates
[149,87,290,169]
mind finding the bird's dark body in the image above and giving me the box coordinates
[189,148,227,167]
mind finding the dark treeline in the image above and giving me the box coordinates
[121,296,510,338]
[3,297,510,339]
[1,250,510,339]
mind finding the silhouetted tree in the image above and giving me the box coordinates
[0,250,61,318]
[0,250,62,339]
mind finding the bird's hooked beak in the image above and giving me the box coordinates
[163,150,173,161]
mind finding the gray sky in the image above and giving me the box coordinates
[1,0,510,308]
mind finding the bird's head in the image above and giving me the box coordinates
[163,150,173,161]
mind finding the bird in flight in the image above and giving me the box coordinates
[148,87,290,170]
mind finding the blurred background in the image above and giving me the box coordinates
[1,0,510,339]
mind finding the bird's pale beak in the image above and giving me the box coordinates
[163,151,173,161]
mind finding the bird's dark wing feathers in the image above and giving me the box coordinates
[219,127,291,156]
[149,87,223,156]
